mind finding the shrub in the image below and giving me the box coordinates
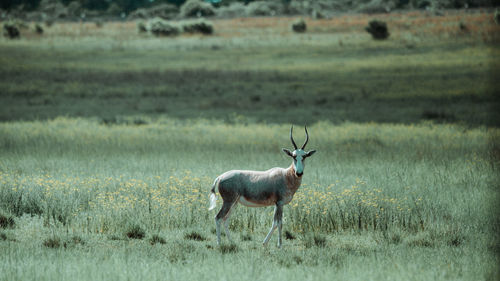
[291,18,307,33]
[3,22,20,39]
[217,2,246,18]
[240,233,252,241]
[182,19,214,35]
[149,18,180,36]
[39,0,68,19]
[137,21,147,33]
[107,3,122,16]
[35,23,44,34]
[284,230,296,240]
[365,20,390,40]
[150,234,166,245]
[0,212,15,228]
[147,4,178,19]
[69,235,85,245]
[129,9,149,20]
[288,0,339,16]
[246,1,285,16]
[43,236,61,248]
[126,224,146,239]
[219,243,238,254]
[184,231,206,241]
[129,4,178,20]
[495,9,499,25]
[67,1,82,17]
[357,0,396,13]
[180,0,216,18]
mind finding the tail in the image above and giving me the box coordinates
[208,177,220,211]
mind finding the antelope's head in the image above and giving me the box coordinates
[283,125,316,178]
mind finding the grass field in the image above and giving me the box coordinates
[1,11,499,125]
[1,9,499,281]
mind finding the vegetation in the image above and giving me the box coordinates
[0,118,498,279]
[0,9,499,281]
[179,0,216,18]
[0,11,498,126]
[365,20,390,39]
[181,19,214,34]
[2,21,20,39]
[149,17,181,36]
[1,0,498,22]
[291,18,306,33]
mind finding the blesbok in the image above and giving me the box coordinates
[208,126,316,247]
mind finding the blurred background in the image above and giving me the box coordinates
[0,0,498,126]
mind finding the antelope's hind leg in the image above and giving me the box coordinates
[223,201,238,242]
[215,201,235,245]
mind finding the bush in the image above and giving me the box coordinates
[3,21,20,39]
[39,0,68,19]
[219,243,238,254]
[184,231,206,241]
[182,19,214,35]
[365,20,390,40]
[357,0,396,13]
[43,236,61,248]
[126,224,146,239]
[148,4,178,19]
[149,18,180,37]
[149,234,166,245]
[0,212,15,228]
[217,2,246,18]
[246,1,285,16]
[35,23,44,34]
[291,18,307,33]
[128,8,148,20]
[240,233,252,241]
[284,230,296,240]
[67,1,82,17]
[180,0,216,18]
[106,3,122,15]
[129,4,178,20]
[137,21,147,33]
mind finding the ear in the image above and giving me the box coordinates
[305,150,316,158]
[282,148,293,157]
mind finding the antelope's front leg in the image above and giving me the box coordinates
[263,203,283,248]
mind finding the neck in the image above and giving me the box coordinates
[286,164,302,189]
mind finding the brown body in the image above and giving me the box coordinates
[216,165,301,208]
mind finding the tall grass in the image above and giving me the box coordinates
[0,118,497,235]
[0,118,498,280]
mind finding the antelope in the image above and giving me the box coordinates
[208,126,316,247]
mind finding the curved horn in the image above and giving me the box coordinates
[301,126,309,149]
[290,125,298,150]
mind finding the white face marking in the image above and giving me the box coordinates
[292,149,307,175]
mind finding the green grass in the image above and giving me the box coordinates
[0,19,499,125]
[0,118,499,280]
[0,12,499,281]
